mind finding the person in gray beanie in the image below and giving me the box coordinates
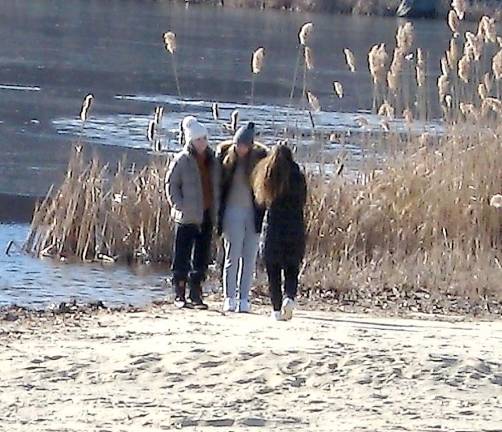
[165,116,220,310]
[217,122,268,313]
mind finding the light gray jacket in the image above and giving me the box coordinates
[165,145,221,226]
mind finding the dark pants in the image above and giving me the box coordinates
[172,210,213,299]
[265,261,300,311]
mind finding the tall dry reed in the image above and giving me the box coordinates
[163,31,182,99]
[25,150,174,264]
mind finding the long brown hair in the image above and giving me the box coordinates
[253,144,294,207]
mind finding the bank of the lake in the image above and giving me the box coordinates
[175,0,501,20]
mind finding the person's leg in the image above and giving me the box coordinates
[266,261,283,312]
[282,263,300,320]
[284,263,300,300]
[189,210,213,308]
[237,209,260,312]
[172,223,197,307]
[222,207,245,311]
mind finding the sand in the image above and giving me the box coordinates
[1,303,501,431]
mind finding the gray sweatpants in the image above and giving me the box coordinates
[222,206,260,303]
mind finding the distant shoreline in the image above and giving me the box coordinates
[176,0,501,21]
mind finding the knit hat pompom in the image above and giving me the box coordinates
[233,121,255,146]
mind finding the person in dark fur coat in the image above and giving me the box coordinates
[252,144,307,321]
[217,122,268,313]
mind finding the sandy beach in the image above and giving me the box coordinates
[1,303,501,431]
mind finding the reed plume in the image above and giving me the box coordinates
[438,73,450,101]
[416,65,426,87]
[478,83,488,100]
[448,10,460,37]
[147,120,156,143]
[460,101,475,116]
[307,91,321,112]
[380,119,390,132]
[288,22,314,127]
[465,31,484,61]
[368,43,388,85]
[212,103,219,121]
[230,109,239,132]
[251,47,265,104]
[458,54,471,83]
[77,93,94,148]
[490,194,502,208]
[493,49,502,79]
[441,56,450,75]
[80,94,93,122]
[403,108,413,125]
[447,38,460,69]
[478,16,497,44]
[147,113,162,152]
[299,22,313,46]
[154,106,164,126]
[388,48,405,93]
[333,81,344,98]
[483,73,492,92]
[163,32,176,54]
[343,48,356,72]
[396,22,414,53]
[378,101,395,119]
[251,47,265,74]
[452,0,466,20]
[162,31,182,98]
[368,43,388,110]
[482,97,502,115]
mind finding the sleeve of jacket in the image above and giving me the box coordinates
[298,171,307,208]
[212,158,222,216]
[165,155,184,210]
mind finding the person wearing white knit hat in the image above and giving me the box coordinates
[165,115,220,310]
[182,116,208,153]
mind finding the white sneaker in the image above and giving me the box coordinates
[281,297,295,321]
[237,299,251,313]
[223,297,237,312]
[271,310,284,321]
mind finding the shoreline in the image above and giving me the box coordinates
[2,289,501,324]
[177,0,501,21]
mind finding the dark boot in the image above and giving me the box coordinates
[173,280,192,309]
[188,281,208,310]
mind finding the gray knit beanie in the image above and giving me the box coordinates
[233,122,255,146]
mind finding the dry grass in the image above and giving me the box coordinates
[25,151,174,264]
[303,131,502,301]
[25,8,502,307]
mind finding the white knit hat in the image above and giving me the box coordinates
[182,116,207,145]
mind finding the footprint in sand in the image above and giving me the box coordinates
[241,417,268,427]
[202,418,235,427]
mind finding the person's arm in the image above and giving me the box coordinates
[165,156,184,210]
[299,171,307,208]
